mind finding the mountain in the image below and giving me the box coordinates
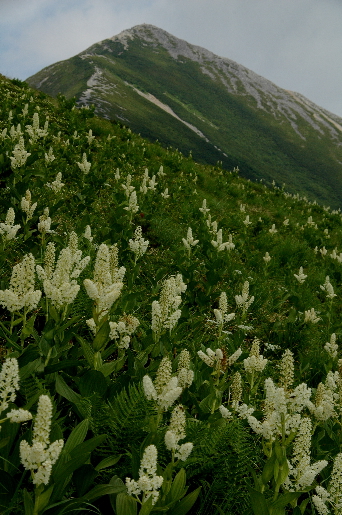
[26,24,342,207]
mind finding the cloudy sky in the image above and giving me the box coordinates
[1,0,342,117]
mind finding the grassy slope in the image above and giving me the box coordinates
[2,74,342,514]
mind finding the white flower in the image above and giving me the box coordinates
[10,136,31,169]
[38,208,52,234]
[20,190,37,221]
[125,445,163,505]
[320,276,337,299]
[294,267,307,284]
[44,147,55,164]
[243,215,252,226]
[0,254,41,313]
[0,208,21,240]
[199,199,210,216]
[46,172,64,192]
[124,190,139,214]
[304,308,321,324]
[263,252,271,263]
[129,226,149,262]
[83,225,93,242]
[0,358,20,414]
[19,395,64,486]
[7,408,32,423]
[325,333,338,359]
[235,281,254,313]
[269,224,277,234]
[77,153,91,174]
[182,227,199,251]
[161,188,170,199]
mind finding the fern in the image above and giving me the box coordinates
[186,418,261,515]
[91,383,155,466]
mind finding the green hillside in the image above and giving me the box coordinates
[26,25,342,208]
[2,74,342,514]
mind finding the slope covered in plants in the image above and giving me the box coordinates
[1,75,342,514]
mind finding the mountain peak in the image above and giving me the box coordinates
[26,25,342,207]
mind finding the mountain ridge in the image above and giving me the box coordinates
[26,24,342,207]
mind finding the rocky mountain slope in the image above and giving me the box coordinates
[26,24,342,207]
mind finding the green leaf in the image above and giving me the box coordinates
[169,468,187,502]
[23,489,34,515]
[63,419,89,455]
[247,487,269,515]
[93,320,110,352]
[82,483,126,501]
[139,496,153,515]
[116,492,138,515]
[271,492,302,509]
[75,334,94,367]
[168,486,201,515]
[100,355,127,376]
[70,434,107,459]
[55,374,82,404]
[53,453,90,483]
[79,370,107,396]
[35,484,54,513]
[262,453,276,485]
[95,455,122,471]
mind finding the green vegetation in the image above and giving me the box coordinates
[2,74,342,514]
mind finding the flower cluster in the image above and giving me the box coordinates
[109,313,140,349]
[151,274,186,340]
[143,357,183,411]
[84,243,125,328]
[37,234,90,311]
[20,190,37,221]
[165,405,193,461]
[0,207,21,241]
[243,338,268,374]
[46,172,65,192]
[126,445,163,505]
[0,253,41,313]
[129,226,149,263]
[235,281,254,315]
[20,395,64,485]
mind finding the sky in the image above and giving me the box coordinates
[1,0,342,117]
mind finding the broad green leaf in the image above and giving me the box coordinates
[168,486,201,515]
[93,320,110,352]
[169,468,187,502]
[116,492,138,515]
[35,484,54,513]
[70,434,107,459]
[100,355,126,376]
[95,455,122,471]
[63,419,89,454]
[271,492,302,509]
[82,483,126,501]
[247,487,269,515]
[79,370,107,396]
[262,453,276,485]
[75,334,94,367]
[23,489,34,515]
[53,453,90,483]
[139,496,153,515]
[55,374,82,404]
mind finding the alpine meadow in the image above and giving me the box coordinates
[2,42,342,515]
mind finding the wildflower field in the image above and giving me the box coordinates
[1,74,342,514]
